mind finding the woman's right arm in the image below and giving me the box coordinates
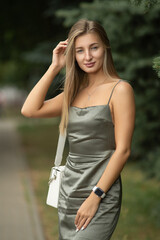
[21,40,68,118]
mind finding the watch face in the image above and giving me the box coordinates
[95,188,103,196]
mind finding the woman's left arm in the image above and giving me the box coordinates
[75,81,135,231]
[95,81,135,193]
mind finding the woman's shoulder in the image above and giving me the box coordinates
[115,79,134,95]
[111,79,135,104]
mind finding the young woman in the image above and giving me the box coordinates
[21,19,135,240]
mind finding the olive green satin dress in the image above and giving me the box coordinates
[58,80,122,240]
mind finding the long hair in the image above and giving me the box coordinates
[59,19,120,134]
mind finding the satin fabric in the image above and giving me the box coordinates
[58,103,122,240]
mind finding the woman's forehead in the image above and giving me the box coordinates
[75,33,102,48]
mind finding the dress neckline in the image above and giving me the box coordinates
[70,103,114,125]
[70,103,109,110]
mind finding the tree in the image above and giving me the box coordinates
[130,0,160,78]
[0,0,53,88]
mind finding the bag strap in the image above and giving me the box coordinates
[54,129,67,167]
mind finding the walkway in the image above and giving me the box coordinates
[0,119,45,240]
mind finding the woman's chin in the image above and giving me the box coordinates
[82,66,102,74]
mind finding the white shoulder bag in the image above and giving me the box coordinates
[46,129,66,208]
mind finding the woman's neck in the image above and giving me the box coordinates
[80,71,117,91]
[87,71,108,88]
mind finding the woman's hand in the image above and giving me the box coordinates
[51,39,68,70]
[75,192,101,231]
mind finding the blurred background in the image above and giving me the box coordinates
[0,0,160,240]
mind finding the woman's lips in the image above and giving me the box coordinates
[84,62,95,68]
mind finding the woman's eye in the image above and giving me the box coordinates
[76,49,83,53]
[91,46,98,50]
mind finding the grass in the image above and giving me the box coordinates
[17,119,160,240]
[112,164,160,240]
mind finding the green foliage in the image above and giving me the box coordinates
[0,61,31,88]
[0,0,68,88]
[22,42,52,65]
[55,0,160,179]
[153,57,160,78]
[130,0,160,78]
[0,0,52,61]
[130,0,160,12]
[141,147,160,180]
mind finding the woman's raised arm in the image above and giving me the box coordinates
[21,40,68,118]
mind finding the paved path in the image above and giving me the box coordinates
[0,119,45,240]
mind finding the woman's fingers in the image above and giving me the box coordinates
[53,40,68,54]
[76,216,92,231]
[81,217,92,230]
[53,42,67,54]
[57,40,68,48]
[75,211,80,226]
[75,210,93,231]
[51,39,68,68]
[76,217,86,231]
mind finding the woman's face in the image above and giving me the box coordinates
[75,32,105,74]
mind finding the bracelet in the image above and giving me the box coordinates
[92,186,106,199]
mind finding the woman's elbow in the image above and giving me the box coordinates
[124,148,131,159]
[116,147,131,162]
[21,107,33,118]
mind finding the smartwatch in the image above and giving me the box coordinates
[92,186,106,199]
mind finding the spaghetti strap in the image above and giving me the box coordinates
[108,79,122,104]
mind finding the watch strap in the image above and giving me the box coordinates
[92,186,106,199]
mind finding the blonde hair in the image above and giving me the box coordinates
[59,19,120,134]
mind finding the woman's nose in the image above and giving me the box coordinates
[84,50,92,61]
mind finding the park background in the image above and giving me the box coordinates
[0,0,160,240]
